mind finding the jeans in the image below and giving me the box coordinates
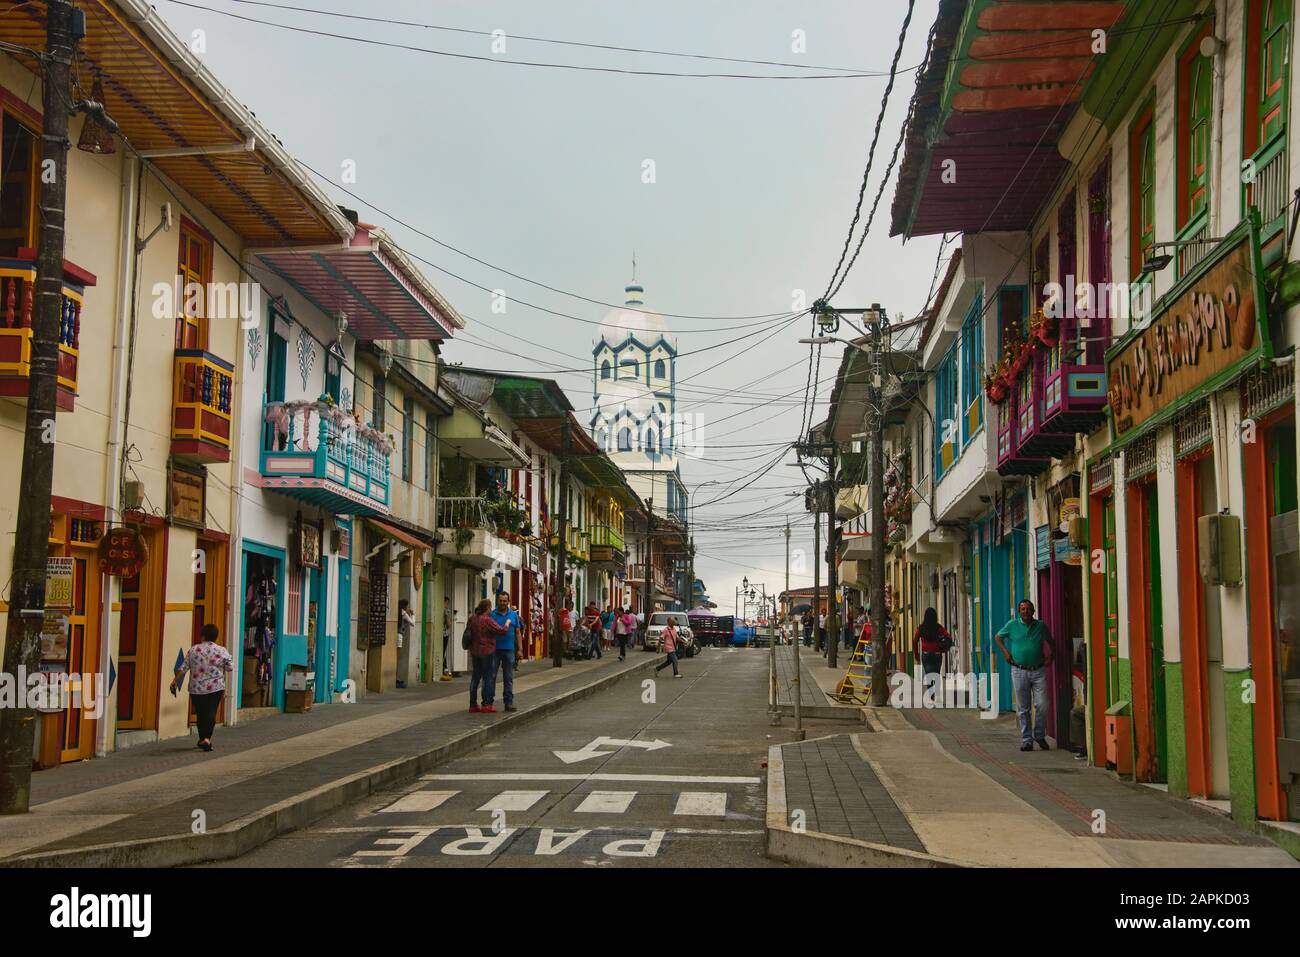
[920,651,943,680]
[443,634,451,673]
[470,654,493,707]
[589,631,602,658]
[655,651,679,676]
[494,649,516,707]
[192,690,222,741]
[1012,665,1049,744]
[617,634,628,658]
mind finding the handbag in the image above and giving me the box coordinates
[938,632,955,653]
[460,621,473,650]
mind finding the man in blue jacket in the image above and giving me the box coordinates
[488,589,523,713]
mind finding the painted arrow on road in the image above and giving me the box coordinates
[553,736,672,765]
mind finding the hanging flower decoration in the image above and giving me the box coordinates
[1028,307,1059,347]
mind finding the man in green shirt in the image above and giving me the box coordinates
[995,598,1054,752]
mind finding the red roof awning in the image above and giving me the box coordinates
[255,224,462,341]
[367,517,434,552]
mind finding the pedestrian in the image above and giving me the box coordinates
[487,590,524,712]
[856,613,872,659]
[397,599,416,688]
[558,599,575,658]
[442,596,455,679]
[467,599,508,713]
[817,611,827,652]
[995,598,1055,752]
[170,623,233,752]
[912,607,953,690]
[614,606,636,660]
[654,616,682,678]
[802,613,813,647]
[582,603,603,659]
[602,603,616,652]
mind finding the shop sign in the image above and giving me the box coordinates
[1108,223,1268,439]
[45,557,74,610]
[168,468,206,529]
[356,576,370,651]
[333,527,351,561]
[297,521,321,569]
[40,612,69,661]
[98,526,148,578]
[368,554,388,646]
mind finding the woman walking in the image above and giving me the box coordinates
[654,617,683,678]
[468,599,509,713]
[582,603,603,659]
[913,607,953,688]
[170,623,233,752]
[614,606,636,660]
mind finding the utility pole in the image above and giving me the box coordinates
[812,488,821,655]
[802,301,891,707]
[551,422,570,668]
[0,1,82,814]
[867,320,889,706]
[826,476,839,671]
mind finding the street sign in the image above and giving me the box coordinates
[553,736,672,765]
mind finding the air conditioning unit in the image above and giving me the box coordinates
[1198,513,1242,586]
[124,480,144,510]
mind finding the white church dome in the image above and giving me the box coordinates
[597,283,670,346]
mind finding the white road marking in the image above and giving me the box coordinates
[379,790,458,813]
[674,792,728,816]
[575,791,637,814]
[554,736,672,764]
[424,772,760,785]
[479,790,548,812]
[321,825,763,836]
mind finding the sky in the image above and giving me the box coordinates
[153,0,945,616]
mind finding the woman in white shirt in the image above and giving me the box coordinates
[171,623,233,752]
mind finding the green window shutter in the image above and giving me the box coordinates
[1262,0,1290,144]
[1189,55,1213,219]
[1140,121,1156,260]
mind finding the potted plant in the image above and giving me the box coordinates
[984,371,1009,404]
[1029,307,1059,347]
[454,521,474,553]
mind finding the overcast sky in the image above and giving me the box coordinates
[156,0,944,616]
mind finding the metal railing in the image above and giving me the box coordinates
[263,400,392,498]
[1247,139,1289,234]
[1176,220,1213,276]
[436,496,490,530]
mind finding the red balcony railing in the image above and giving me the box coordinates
[0,252,95,411]
[172,350,234,465]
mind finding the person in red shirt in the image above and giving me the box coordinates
[913,607,953,686]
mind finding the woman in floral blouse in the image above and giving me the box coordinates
[171,623,233,752]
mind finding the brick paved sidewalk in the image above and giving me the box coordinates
[779,734,924,852]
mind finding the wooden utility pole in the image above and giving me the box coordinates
[0,1,82,814]
[826,477,839,671]
[868,318,889,706]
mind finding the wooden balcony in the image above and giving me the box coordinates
[994,362,1049,477]
[0,253,96,412]
[171,350,234,464]
[1012,352,1074,463]
[260,400,391,515]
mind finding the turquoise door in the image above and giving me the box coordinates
[990,531,1015,713]
[335,523,352,695]
[313,564,331,704]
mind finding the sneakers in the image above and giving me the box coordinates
[199,740,213,752]
[1035,738,1051,751]
[1019,742,1034,752]
[469,705,481,713]
[673,673,683,679]
[480,705,497,714]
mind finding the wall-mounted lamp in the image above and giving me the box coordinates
[1199,35,1224,58]
[76,78,118,154]
[379,348,393,375]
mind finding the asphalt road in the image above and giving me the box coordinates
[209,646,788,868]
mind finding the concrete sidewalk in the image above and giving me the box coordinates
[767,703,1298,868]
[0,652,657,867]
[771,645,862,721]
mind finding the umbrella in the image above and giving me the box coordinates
[790,602,812,614]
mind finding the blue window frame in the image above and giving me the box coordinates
[934,344,959,480]
[959,292,983,445]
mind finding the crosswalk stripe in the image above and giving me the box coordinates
[379,790,459,813]
[673,791,727,816]
[478,790,549,812]
[575,791,636,814]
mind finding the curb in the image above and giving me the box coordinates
[763,742,966,869]
[3,655,661,868]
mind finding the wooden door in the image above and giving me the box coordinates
[59,546,102,762]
